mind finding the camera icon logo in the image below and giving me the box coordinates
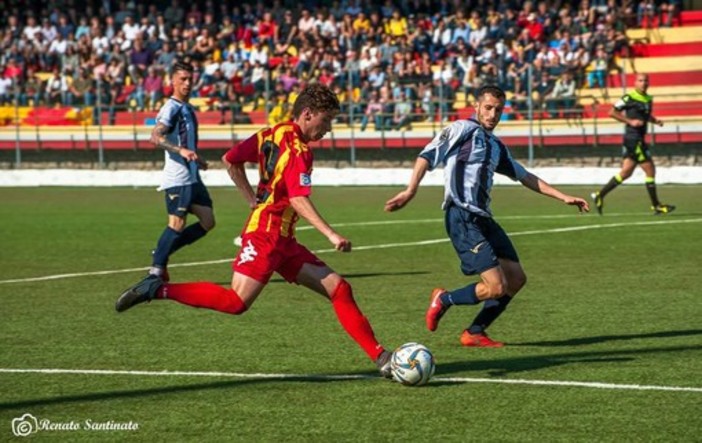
[11,413,38,437]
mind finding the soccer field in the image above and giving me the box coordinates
[1,185,701,441]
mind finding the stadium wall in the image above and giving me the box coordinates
[2,167,702,187]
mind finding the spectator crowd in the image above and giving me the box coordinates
[0,0,679,126]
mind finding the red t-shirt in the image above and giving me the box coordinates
[224,122,313,238]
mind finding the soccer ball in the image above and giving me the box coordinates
[390,342,436,386]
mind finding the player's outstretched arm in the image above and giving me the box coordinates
[519,172,590,213]
[290,196,351,252]
[222,155,257,209]
[385,157,430,212]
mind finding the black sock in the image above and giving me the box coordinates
[599,175,622,199]
[645,178,660,206]
[468,295,513,334]
[170,223,208,254]
[152,227,181,268]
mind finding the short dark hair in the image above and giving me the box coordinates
[292,83,340,118]
[476,85,506,101]
[172,60,194,75]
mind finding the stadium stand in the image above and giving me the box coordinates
[0,0,701,151]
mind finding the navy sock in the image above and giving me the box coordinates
[468,295,513,334]
[440,283,480,306]
[152,227,181,268]
[170,223,208,254]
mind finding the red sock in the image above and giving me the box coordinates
[158,282,247,315]
[330,279,384,361]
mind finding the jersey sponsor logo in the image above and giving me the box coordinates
[177,207,188,212]
[300,173,312,186]
[168,193,179,201]
[237,240,258,265]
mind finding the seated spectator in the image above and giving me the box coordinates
[128,38,153,84]
[0,70,13,105]
[361,90,385,131]
[267,90,290,126]
[587,45,608,88]
[143,66,163,111]
[155,41,176,74]
[534,70,555,113]
[21,69,43,106]
[392,90,412,130]
[69,68,95,107]
[548,70,577,118]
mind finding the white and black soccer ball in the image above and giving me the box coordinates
[390,342,436,386]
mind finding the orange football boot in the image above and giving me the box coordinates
[460,330,504,348]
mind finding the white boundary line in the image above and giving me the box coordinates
[0,368,699,393]
[1,217,700,285]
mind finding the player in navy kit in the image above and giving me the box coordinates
[385,85,589,347]
[147,61,214,281]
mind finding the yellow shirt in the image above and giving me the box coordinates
[387,17,408,36]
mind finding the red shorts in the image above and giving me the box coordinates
[232,232,326,284]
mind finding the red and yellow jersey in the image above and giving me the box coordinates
[223,122,313,238]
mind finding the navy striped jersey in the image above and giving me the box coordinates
[419,118,527,218]
[156,97,200,189]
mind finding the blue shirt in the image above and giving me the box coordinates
[419,118,527,217]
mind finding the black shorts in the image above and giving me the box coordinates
[444,205,519,276]
[622,138,652,163]
[163,182,213,217]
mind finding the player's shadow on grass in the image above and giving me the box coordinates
[214,271,430,285]
[434,344,701,378]
[0,375,377,411]
[511,329,702,347]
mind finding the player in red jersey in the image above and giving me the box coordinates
[116,84,393,378]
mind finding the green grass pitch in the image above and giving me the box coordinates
[1,184,701,441]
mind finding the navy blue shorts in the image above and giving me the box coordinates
[163,182,213,217]
[444,205,519,276]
